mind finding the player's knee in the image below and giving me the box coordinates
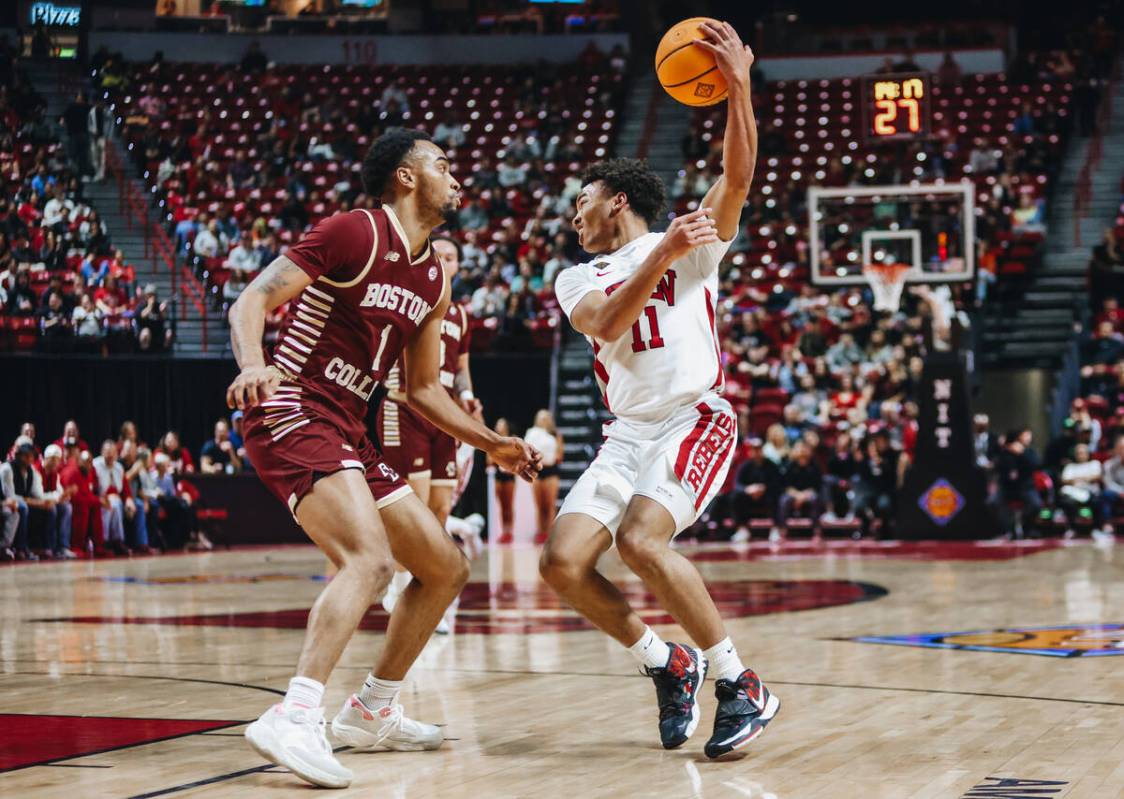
[616,528,664,572]
[539,544,575,589]
[452,551,471,589]
[347,551,395,593]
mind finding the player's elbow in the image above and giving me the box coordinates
[405,380,439,412]
[228,290,260,325]
[587,310,628,342]
[725,173,753,195]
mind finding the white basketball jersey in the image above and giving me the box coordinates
[555,232,732,424]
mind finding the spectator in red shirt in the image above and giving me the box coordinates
[8,422,41,462]
[54,419,90,453]
[59,446,103,555]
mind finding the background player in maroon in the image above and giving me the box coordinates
[378,234,479,629]
[225,128,541,789]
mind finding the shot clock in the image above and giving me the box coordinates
[862,72,932,142]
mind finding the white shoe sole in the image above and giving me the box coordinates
[721,693,782,755]
[683,647,708,742]
[245,720,351,788]
[330,718,444,752]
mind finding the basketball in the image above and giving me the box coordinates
[655,17,728,106]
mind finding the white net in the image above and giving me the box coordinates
[863,263,911,312]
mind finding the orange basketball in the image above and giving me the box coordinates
[655,17,728,107]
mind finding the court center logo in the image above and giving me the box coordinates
[848,624,1124,657]
[918,477,964,526]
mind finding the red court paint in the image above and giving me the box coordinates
[0,714,241,771]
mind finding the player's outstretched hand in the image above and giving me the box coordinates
[491,437,543,482]
[660,207,720,262]
[226,365,282,411]
[694,20,754,83]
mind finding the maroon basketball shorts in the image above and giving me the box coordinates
[376,399,458,487]
[243,411,411,521]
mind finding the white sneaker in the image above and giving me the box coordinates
[768,527,784,543]
[381,570,411,613]
[331,694,444,751]
[465,513,485,536]
[245,703,352,789]
[463,513,485,559]
[731,527,750,543]
[436,597,458,635]
[1092,528,1116,547]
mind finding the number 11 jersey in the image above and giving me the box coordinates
[554,232,732,424]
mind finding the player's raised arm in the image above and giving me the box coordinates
[226,255,312,410]
[694,21,756,241]
[405,292,542,481]
[570,207,719,341]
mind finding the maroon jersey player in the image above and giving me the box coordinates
[225,128,541,789]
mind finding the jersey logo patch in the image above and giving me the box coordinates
[429,266,438,281]
[384,251,400,263]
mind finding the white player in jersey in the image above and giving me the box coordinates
[541,21,780,760]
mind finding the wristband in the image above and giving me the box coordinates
[460,390,475,401]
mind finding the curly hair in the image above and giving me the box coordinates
[580,158,666,225]
[431,233,463,261]
[361,127,432,198]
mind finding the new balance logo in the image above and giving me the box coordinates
[384,251,401,262]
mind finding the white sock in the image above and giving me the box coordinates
[358,673,402,711]
[628,626,671,670]
[283,676,324,710]
[704,637,746,682]
[391,570,411,591]
[445,516,473,537]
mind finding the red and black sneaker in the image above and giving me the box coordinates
[704,668,780,759]
[644,643,707,750]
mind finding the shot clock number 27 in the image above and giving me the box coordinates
[862,73,932,141]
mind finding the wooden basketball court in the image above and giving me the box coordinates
[2,539,1121,798]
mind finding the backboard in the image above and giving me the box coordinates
[808,182,975,286]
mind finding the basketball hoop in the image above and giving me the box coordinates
[862,263,911,313]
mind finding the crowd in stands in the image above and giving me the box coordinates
[104,42,626,351]
[0,37,173,353]
[0,414,253,561]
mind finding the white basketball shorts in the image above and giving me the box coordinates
[558,395,737,538]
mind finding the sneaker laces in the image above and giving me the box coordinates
[374,701,407,744]
[287,706,333,755]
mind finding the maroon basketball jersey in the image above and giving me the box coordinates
[385,299,471,398]
[259,207,446,442]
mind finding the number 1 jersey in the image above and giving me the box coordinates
[554,232,732,424]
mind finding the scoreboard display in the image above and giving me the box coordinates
[862,72,932,142]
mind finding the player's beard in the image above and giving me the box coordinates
[441,202,459,226]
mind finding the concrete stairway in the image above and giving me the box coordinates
[981,65,1124,369]
[552,325,611,498]
[612,72,693,188]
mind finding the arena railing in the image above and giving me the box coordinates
[106,138,210,352]
[1073,60,1120,247]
